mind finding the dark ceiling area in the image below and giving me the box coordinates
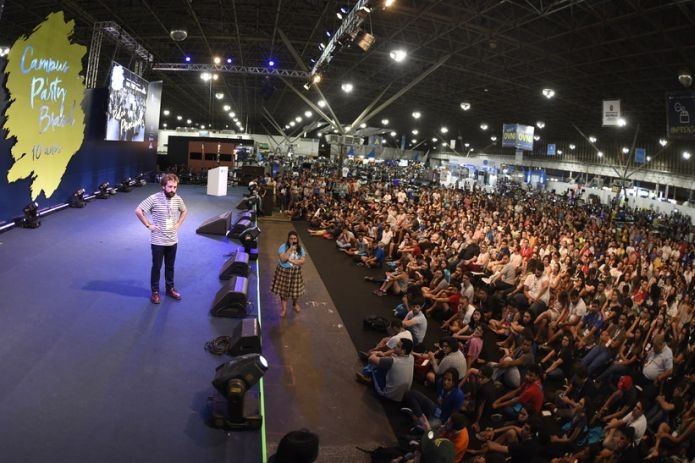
[2,0,695,155]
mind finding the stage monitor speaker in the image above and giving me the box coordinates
[228,318,261,356]
[228,218,254,239]
[219,251,250,279]
[197,211,232,235]
[211,276,249,318]
[234,211,256,225]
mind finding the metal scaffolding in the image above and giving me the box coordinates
[85,21,153,89]
[150,63,309,79]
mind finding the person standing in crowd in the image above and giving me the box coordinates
[135,173,187,304]
[271,230,306,317]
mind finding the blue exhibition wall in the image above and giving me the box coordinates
[0,34,155,227]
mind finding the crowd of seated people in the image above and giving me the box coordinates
[269,169,695,462]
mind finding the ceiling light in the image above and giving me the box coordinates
[169,29,188,42]
[229,112,236,118]
[440,127,448,134]
[533,135,540,141]
[186,119,192,124]
[536,121,545,129]
[295,116,302,122]
[289,121,296,127]
[464,143,470,148]
[542,88,555,99]
[432,137,438,142]
[659,138,668,147]
[311,74,322,84]
[390,131,397,137]
[617,118,627,127]
[460,102,471,111]
[411,129,419,135]
[390,49,407,62]
[490,136,497,141]
[223,105,231,111]
[317,100,326,108]
[200,72,212,81]
[215,92,224,99]
[622,147,629,154]
[569,144,576,150]
[184,56,191,62]
[226,58,233,64]
[162,123,167,128]
[177,115,182,121]
[646,156,652,162]
[588,136,597,143]
[480,123,488,131]
[384,0,396,7]
[163,110,170,116]
[678,68,693,88]
[412,111,421,119]
[267,59,275,67]
[341,82,353,93]
[597,151,604,157]
[683,151,692,160]
[213,56,221,65]
[381,119,389,125]
[305,110,313,118]
[557,150,563,155]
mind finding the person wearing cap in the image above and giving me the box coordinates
[438,412,470,462]
[415,431,456,463]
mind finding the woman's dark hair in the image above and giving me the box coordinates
[272,429,319,463]
[286,230,303,255]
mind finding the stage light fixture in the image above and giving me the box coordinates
[354,31,375,52]
[69,188,87,208]
[239,226,261,254]
[96,182,111,199]
[118,178,135,192]
[135,173,147,186]
[21,202,41,228]
[211,353,269,430]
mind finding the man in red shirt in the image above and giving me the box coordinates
[492,364,544,420]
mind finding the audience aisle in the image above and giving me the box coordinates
[258,215,396,462]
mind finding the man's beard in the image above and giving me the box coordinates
[164,191,175,199]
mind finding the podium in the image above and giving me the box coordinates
[207,166,228,196]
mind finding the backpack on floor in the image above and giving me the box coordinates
[363,315,390,333]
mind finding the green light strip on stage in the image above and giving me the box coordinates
[256,259,268,463]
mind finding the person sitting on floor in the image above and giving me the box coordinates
[401,367,465,434]
[355,338,414,402]
[360,240,386,269]
[358,318,413,361]
[415,336,468,385]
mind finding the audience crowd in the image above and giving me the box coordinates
[269,168,695,463]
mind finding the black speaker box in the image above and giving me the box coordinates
[228,318,261,356]
[228,218,254,239]
[197,211,232,235]
[234,211,256,224]
[211,276,249,318]
[219,251,250,279]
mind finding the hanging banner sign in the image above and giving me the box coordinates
[634,147,646,164]
[502,123,534,151]
[547,144,556,156]
[666,92,695,140]
[602,99,621,126]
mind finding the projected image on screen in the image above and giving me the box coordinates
[105,63,148,141]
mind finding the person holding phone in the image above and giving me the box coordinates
[271,230,306,317]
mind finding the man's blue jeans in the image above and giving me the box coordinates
[151,243,177,292]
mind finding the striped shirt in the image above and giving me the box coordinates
[138,191,186,246]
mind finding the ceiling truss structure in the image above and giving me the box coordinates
[1,0,694,165]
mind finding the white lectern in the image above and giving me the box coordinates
[207,166,228,196]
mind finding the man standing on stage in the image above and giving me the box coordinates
[135,173,187,304]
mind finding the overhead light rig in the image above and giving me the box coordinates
[310,0,386,78]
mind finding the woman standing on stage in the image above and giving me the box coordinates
[271,230,306,317]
